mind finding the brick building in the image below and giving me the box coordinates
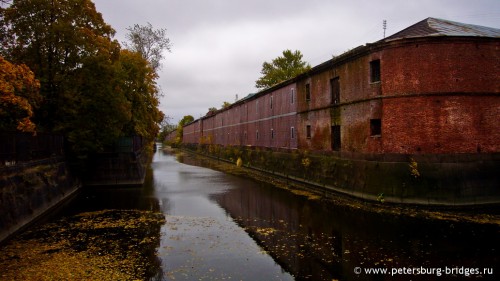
[184,18,499,154]
[296,17,499,155]
[180,18,499,205]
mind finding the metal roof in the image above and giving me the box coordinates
[385,17,500,41]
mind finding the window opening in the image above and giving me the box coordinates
[370,119,382,136]
[330,77,340,105]
[370,60,381,83]
[332,125,341,151]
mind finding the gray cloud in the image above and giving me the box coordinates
[93,0,499,123]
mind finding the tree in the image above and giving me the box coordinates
[221,101,231,108]
[179,115,194,127]
[118,49,163,142]
[158,115,176,141]
[174,115,194,144]
[1,0,136,157]
[2,0,118,132]
[255,49,311,90]
[0,56,41,132]
[123,22,171,72]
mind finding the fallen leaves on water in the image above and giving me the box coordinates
[0,209,165,281]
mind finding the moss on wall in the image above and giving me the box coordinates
[186,144,500,206]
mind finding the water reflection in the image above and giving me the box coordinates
[176,151,499,281]
[26,149,499,281]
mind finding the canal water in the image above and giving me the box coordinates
[40,149,499,280]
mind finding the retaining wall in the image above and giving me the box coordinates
[0,158,80,242]
[188,144,500,206]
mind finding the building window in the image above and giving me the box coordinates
[306,125,312,139]
[291,127,295,139]
[370,119,382,136]
[305,83,311,101]
[271,129,274,139]
[256,130,259,140]
[330,77,340,105]
[256,100,259,115]
[332,125,341,151]
[370,59,381,83]
[270,95,273,109]
[291,88,295,104]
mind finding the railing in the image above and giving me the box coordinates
[0,132,64,166]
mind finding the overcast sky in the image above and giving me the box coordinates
[92,0,499,124]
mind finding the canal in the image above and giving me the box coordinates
[3,148,500,280]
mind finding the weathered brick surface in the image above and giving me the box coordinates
[383,95,500,153]
[184,83,298,149]
[184,37,499,155]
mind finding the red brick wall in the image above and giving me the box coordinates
[185,38,499,155]
[382,40,499,94]
[186,83,298,149]
[383,95,500,153]
[380,39,500,153]
[297,38,499,153]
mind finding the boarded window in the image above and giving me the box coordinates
[291,88,295,104]
[370,119,382,136]
[305,83,311,101]
[330,77,340,105]
[306,125,312,139]
[370,60,381,83]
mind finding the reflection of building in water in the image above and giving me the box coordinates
[212,181,500,280]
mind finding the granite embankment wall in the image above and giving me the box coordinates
[0,158,80,242]
[186,144,500,206]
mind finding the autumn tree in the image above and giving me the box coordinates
[0,56,41,132]
[2,0,119,133]
[255,49,311,90]
[1,0,133,156]
[123,22,171,72]
[118,49,164,143]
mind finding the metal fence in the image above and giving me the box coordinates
[0,132,64,166]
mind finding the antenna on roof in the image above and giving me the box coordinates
[383,20,387,38]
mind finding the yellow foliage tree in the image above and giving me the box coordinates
[0,56,41,132]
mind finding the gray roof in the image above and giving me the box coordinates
[385,17,500,41]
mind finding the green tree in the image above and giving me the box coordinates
[221,101,231,108]
[255,49,311,90]
[123,22,171,72]
[174,115,194,144]
[0,56,41,132]
[179,115,194,127]
[64,46,131,155]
